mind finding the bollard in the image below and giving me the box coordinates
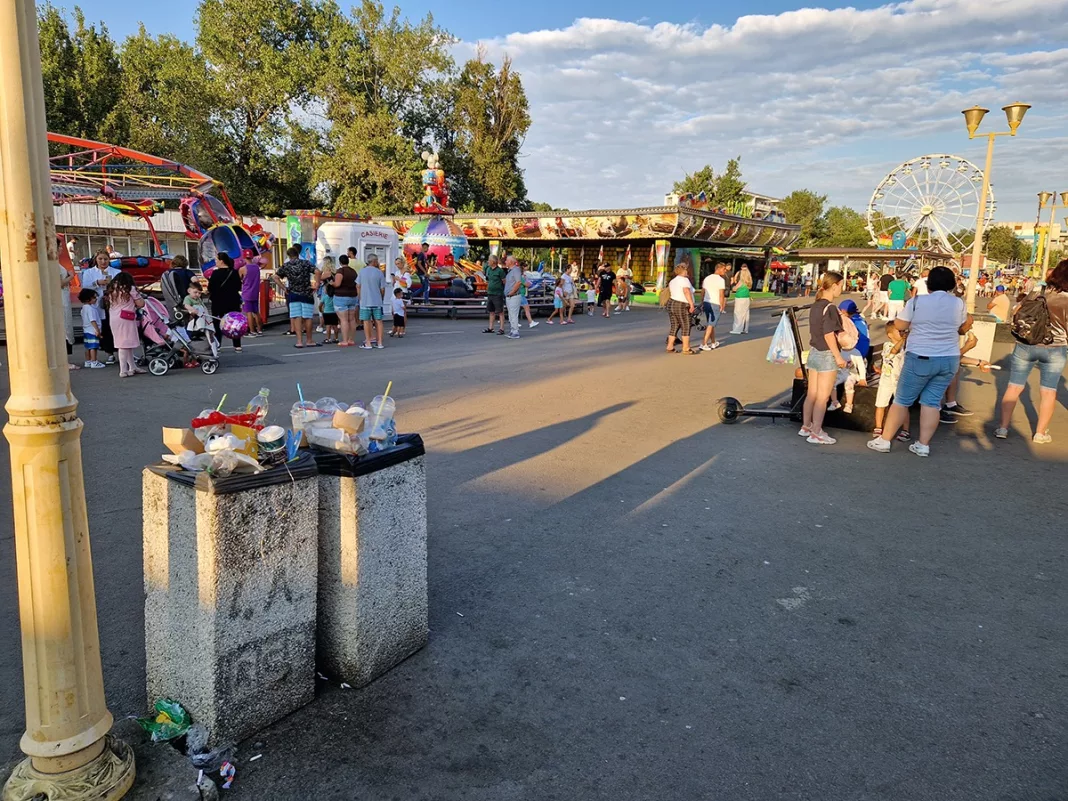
[142,468,319,745]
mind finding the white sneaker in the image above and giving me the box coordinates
[699,344,713,352]
[798,427,812,437]
[994,427,1008,439]
[708,341,720,350]
[866,438,891,453]
[315,326,325,333]
[807,431,837,445]
[89,361,106,369]
[1033,432,1053,444]
[83,361,93,368]
[529,321,539,328]
[908,442,930,457]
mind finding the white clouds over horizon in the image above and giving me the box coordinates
[473,0,1068,222]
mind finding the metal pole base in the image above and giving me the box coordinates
[2,736,135,801]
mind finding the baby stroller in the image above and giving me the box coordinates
[139,296,220,376]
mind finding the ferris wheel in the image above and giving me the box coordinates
[866,154,994,254]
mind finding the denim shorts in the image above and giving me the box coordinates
[1008,343,1068,390]
[520,295,529,307]
[359,305,383,321]
[702,301,720,326]
[333,295,358,313]
[894,352,960,408]
[807,348,838,373]
[289,301,315,319]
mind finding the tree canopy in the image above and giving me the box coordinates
[778,189,828,247]
[38,0,533,216]
[672,157,747,207]
[983,225,1031,264]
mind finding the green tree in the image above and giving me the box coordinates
[38,5,124,142]
[779,189,828,247]
[194,0,325,213]
[114,26,217,170]
[983,225,1029,263]
[820,206,870,247]
[715,157,746,206]
[446,48,532,212]
[313,0,453,214]
[673,165,716,197]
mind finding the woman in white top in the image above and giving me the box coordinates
[666,264,697,354]
[730,265,753,334]
[867,266,971,457]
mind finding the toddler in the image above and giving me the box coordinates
[78,288,105,368]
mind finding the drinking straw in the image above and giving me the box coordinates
[371,380,393,438]
[216,393,227,411]
[297,383,305,405]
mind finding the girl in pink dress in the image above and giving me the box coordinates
[106,272,146,377]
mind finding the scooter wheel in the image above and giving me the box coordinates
[201,359,219,375]
[718,397,743,424]
[148,357,169,376]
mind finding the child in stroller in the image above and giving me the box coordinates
[139,296,220,375]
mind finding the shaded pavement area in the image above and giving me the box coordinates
[1,301,1066,800]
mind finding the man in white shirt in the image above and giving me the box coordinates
[700,262,728,351]
[912,269,930,297]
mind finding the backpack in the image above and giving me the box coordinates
[1012,288,1054,346]
[836,309,859,350]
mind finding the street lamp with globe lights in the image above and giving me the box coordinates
[961,102,1031,312]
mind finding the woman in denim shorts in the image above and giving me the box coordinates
[867,266,969,457]
[995,259,1068,443]
[800,271,846,445]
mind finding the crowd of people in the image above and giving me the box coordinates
[795,261,1068,454]
[664,262,754,353]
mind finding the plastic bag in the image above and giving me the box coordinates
[766,313,796,365]
[137,699,192,742]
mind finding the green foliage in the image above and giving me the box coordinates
[35,0,533,216]
[39,5,124,142]
[779,189,828,247]
[715,157,747,206]
[672,158,747,207]
[820,206,870,247]
[445,47,532,212]
[673,165,716,197]
[983,225,1030,264]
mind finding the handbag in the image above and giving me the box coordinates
[119,309,136,321]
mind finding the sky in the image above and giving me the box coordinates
[58,0,1068,224]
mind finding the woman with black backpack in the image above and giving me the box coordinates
[995,259,1068,443]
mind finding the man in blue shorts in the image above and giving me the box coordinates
[274,246,321,348]
[357,255,387,349]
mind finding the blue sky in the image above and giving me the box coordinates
[54,0,1068,225]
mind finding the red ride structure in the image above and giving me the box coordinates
[47,133,273,285]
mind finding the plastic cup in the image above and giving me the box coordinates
[368,395,396,442]
[290,401,317,432]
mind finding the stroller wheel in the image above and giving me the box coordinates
[201,359,219,375]
[148,357,169,376]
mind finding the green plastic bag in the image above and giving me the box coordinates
[137,699,192,742]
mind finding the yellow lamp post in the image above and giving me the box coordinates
[1036,191,1068,278]
[0,0,135,798]
[961,102,1030,312]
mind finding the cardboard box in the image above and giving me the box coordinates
[163,427,204,456]
[332,410,366,436]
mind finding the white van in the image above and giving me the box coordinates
[315,222,400,283]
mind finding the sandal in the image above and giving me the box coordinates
[680,348,699,355]
[294,343,304,349]
[871,428,882,439]
[896,430,912,442]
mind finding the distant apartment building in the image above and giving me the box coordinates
[1004,220,1067,253]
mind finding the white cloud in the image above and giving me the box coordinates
[473,0,1068,222]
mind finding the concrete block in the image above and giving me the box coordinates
[316,455,428,687]
[143,470,319,745]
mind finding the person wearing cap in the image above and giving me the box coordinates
[987,284,1010,323]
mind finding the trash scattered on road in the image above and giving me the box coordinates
[137,698,191,742]
[249,754,263,762]
[220,761,236,789]
[456,612,464,617]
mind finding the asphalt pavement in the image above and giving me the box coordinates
[1,301,1066,800]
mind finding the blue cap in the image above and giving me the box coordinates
[838,299,859,314]
[996,284,1005,292]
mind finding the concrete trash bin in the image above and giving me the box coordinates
[142,462,319,745]
[314,434,428,687]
